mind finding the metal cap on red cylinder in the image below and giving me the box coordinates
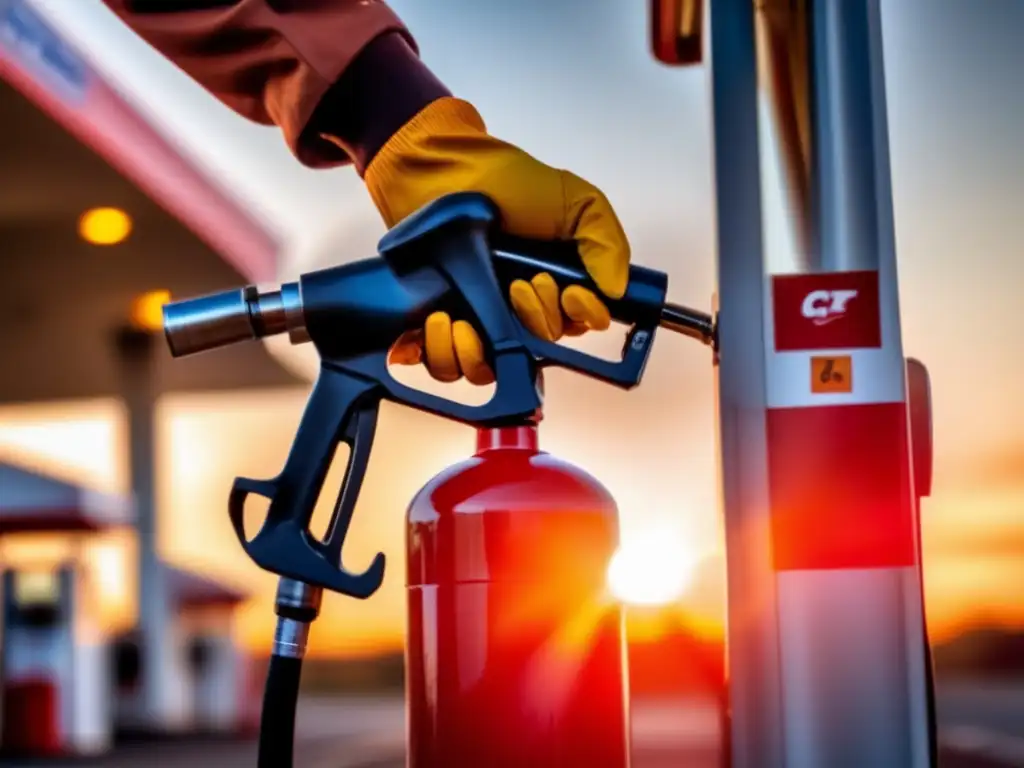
[475,422,539,454]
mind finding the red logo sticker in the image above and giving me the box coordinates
[772,271,881,351]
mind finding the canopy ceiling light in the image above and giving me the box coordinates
[79,206,132,246]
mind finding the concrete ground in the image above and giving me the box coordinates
[3,682,1021,767]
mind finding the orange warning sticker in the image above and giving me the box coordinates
[811,356,852,393]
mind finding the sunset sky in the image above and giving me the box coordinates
[0,0,1022,656]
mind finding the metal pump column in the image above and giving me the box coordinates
[704,2,784,765]
[702,0,933,765]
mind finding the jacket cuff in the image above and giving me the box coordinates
[308,32,451,173]
[284,6,414,167]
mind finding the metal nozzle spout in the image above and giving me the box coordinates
[659,302,716,347]
[162,282,307,358]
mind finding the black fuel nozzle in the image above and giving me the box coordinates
[162,192,716,603]
[163,237,715,362]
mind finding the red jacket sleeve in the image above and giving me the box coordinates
[101,0,411,167]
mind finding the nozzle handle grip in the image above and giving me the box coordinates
[491,234,668,326]
[490,233,668,388]
[371,192,545,423]
[227,366,385,598]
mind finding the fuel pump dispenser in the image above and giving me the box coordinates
[161,191,714,767]
[1,564,112,757]
[652,1,937,766]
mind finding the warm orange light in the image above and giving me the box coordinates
[79,207,132,245]
[130,289,172,332]
[607,529,697,607]
[92,543,128,602]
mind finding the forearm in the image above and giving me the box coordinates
[102,0,448,170]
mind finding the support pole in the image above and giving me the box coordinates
[707,0,786,765]
[114,328,179,733]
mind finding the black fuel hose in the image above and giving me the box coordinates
[257,654,303,768]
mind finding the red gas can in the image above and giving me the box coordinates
[406,419,630,767]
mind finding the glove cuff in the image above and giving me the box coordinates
[364,97,488,224]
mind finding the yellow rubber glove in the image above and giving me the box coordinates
[364,97,630,386]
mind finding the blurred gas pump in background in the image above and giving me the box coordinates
[1,565,113,757]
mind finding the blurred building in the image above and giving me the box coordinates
[0,460,255,754]
[112,565,253,737]
[0,0,297,755]
[0,460,127,756]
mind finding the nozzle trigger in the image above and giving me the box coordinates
[369,192,545,423]
[227,366,386,599]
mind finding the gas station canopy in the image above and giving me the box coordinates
[0,458,249,607]
[0,0,301,405]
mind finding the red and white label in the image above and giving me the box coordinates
[773,271,881,351]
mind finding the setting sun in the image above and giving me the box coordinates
[607,530,699,607]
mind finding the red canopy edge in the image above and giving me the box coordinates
[165,564,249,609]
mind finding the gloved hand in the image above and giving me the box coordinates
[364,97,630,385]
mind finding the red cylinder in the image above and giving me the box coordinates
[406,422,630,767]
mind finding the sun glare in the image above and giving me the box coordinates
[607,530,697,607]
